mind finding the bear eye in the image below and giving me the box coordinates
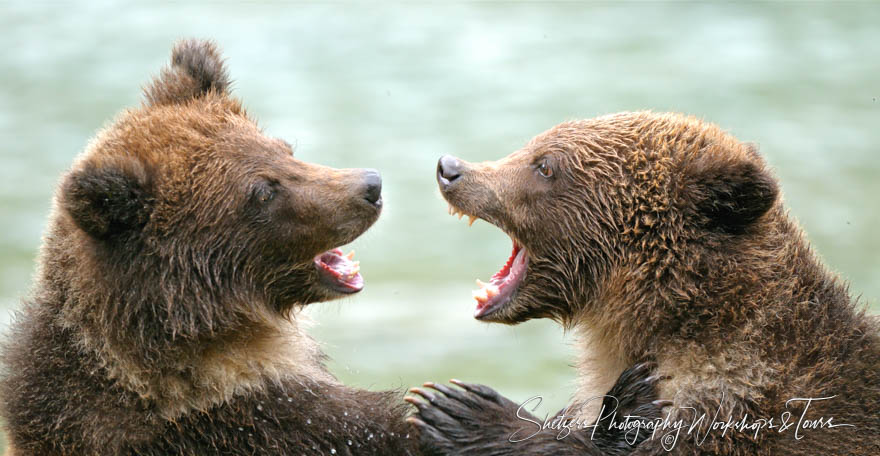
[253,181,277,204]
[536,159,553,178]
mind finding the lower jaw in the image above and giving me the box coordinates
[473,243,528,320]
[474,290,515,320]
[318,278,361,295]
[314,248,364,295]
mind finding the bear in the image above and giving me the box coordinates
[415,111,880,455]
[0,39,419,456]
[0,41,665,456]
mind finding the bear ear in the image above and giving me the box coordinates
[689,158,779,234]
[143,39,230,107]
[61,157,152,239]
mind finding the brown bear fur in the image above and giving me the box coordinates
[0,40,664,456]
[435,111,880,455]
[0,39,420,456]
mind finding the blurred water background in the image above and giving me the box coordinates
[1,2,878,450]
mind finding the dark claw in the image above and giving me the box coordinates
[425,381,478,407]
[408,416,454,451]
[404,395,428,412]
[421,383,486,419]
[449,379,499,401]
[632,361,655,375]
[409,387,437,403]
[591,361,669,452]
[406,416,426,427]
[413,402,459,431]
[617,362,657,385]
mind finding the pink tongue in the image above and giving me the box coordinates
[317,249,363,290]
[473,245,526,309]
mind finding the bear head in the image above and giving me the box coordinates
[437,112,779,332]
[50,40,382,400]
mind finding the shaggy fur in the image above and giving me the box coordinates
[432,112,880,454]
[0,39,419,456]
[0,41,665,456]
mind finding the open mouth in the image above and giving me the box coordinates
[448,204,529,319]
[315,248,363,294]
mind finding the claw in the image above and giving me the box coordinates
[425,382,462,401]
[409,387,436,402]
[406,416,426,426]
[404,396,425,409]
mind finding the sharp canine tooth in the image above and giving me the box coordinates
[448,204,454,215]
[486,285,500,298]
[468,215,477,226]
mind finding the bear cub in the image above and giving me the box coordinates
[420,111,880,455]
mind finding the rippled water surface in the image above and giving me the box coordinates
[1,2,878,450]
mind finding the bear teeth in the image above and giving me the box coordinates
[447,203,477,227]
[472,280,500,301]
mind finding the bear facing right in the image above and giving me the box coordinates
[416,111,880,455]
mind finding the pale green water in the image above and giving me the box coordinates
[1,2,878,450]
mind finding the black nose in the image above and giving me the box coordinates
[363,169,382,206]
[437,155,462,188]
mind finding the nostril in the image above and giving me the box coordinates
[363,169,382,205]
[437,155,462,185]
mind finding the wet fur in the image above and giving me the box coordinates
[439,112,880,454]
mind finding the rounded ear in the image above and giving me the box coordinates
[143,39,230,106]
[690,159,779,234]
[60,157,152,239]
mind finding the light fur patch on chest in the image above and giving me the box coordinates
[571,326,628,423]
[103,308,334,419]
